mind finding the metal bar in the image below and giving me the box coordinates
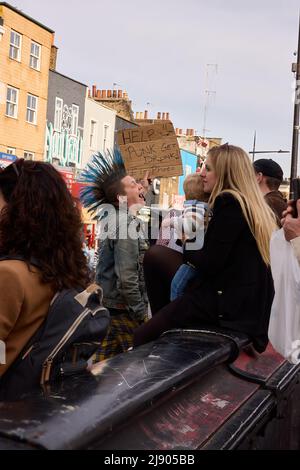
[252,131,257,162]
[290,14,300,191]
[249,150,290,155]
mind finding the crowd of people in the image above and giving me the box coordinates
[0,143,298,393]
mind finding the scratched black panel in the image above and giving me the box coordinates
[92,365,261,450]
[0,330,249,450]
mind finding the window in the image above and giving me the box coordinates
[9,30,22,61]
[7,147,16,155]
[24,151,34,160]
[30,41,41,70]
[26,94,38,124]
[71,105,79,135]
[6,86,19,118]
[103,124,110,152]
[90,120,97,149]
[54,97,63,131]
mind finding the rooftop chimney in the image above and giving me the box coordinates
[107,90,112,98]
[50,45,58,71]
[92,85,97,98]
[144,110,149,119]
[157,112,161,120]
[118,90,123,98]
[102,90,107,99]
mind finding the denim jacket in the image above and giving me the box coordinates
[95,209,149,322]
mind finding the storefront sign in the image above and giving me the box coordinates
[0,152,17,169]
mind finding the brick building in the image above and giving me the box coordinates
[0,2,56,161]
[89,86,134,122]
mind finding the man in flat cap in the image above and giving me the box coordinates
[253,159,287,226]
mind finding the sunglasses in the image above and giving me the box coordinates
[220,142,230,151]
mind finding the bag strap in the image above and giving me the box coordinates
[74,283,104,308]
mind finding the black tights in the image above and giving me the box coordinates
[134,245,184,346]
[143,245,183,315]
[134,245,219,346]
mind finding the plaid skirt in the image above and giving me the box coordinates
[92,313,145,364]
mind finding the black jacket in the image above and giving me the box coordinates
[180,193,274,352]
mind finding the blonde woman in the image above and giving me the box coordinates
[134,144,277,353]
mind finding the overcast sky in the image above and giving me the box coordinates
[8,0,300,176]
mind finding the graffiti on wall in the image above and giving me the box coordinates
[45,104,83,167]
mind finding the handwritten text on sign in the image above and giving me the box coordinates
[118,123,183,179]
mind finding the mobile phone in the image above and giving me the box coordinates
[291,178,300,217]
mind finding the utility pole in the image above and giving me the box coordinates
[202,64,218,138]
[252,131,257,163]
[250,149,290,158]
[290,14,300,192]
[203,91,216,138]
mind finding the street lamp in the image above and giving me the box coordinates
[249,132,290,161]
[249,150,290,162]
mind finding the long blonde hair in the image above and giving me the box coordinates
[208,144,277,266]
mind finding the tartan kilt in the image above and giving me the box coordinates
[92,314,145,363]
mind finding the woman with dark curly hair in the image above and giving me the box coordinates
[0,159,90,377]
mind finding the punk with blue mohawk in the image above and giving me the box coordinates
[80,150,127,216]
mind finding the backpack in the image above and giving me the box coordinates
[0,256,110,400]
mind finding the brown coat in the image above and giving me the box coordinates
[0,260,54,377]
[265,191,287,227]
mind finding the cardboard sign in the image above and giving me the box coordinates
[117,122,183,179]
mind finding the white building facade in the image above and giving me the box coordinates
[82,98,116,168]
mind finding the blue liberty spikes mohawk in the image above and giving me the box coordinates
[79,150,127,216]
